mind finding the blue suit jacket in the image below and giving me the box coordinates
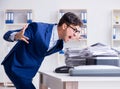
[1,22,63,79]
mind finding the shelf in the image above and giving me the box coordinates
[113,24,120,28]
[5,9,33,24]
[4,82,14,87]
[112,39,120,41]
[112,9,120,25]
[112,9,120,48]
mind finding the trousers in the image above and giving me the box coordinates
[3,62,36,89]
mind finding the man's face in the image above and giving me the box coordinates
[63,24,81,42]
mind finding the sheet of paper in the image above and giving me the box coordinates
[74,65,120,70]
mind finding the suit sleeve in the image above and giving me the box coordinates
[3,22,37,42]
[3,29,21,42]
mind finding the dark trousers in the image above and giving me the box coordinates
[3,64,36,89]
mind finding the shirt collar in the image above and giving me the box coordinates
[52,25,59,41]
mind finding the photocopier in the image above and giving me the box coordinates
[64,43,120,67]
[59,43,120,76]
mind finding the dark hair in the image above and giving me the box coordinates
[58,12,83,27]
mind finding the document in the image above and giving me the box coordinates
[74,65,120,70]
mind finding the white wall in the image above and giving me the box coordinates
[1,0,120,88]
[1,0,120,45]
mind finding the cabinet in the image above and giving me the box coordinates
[3,9,34,87]
[112,9,120,50]
[58,9,87,49]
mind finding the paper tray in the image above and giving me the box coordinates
[69,65,120,76]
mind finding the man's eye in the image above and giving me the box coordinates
[74,29,77,32]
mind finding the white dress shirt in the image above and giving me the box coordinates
[47,25,59,51]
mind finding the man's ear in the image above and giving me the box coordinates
[62,23,67,30]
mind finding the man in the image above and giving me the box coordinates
[1,12,83,89]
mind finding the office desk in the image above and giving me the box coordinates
[39,71,120,89]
